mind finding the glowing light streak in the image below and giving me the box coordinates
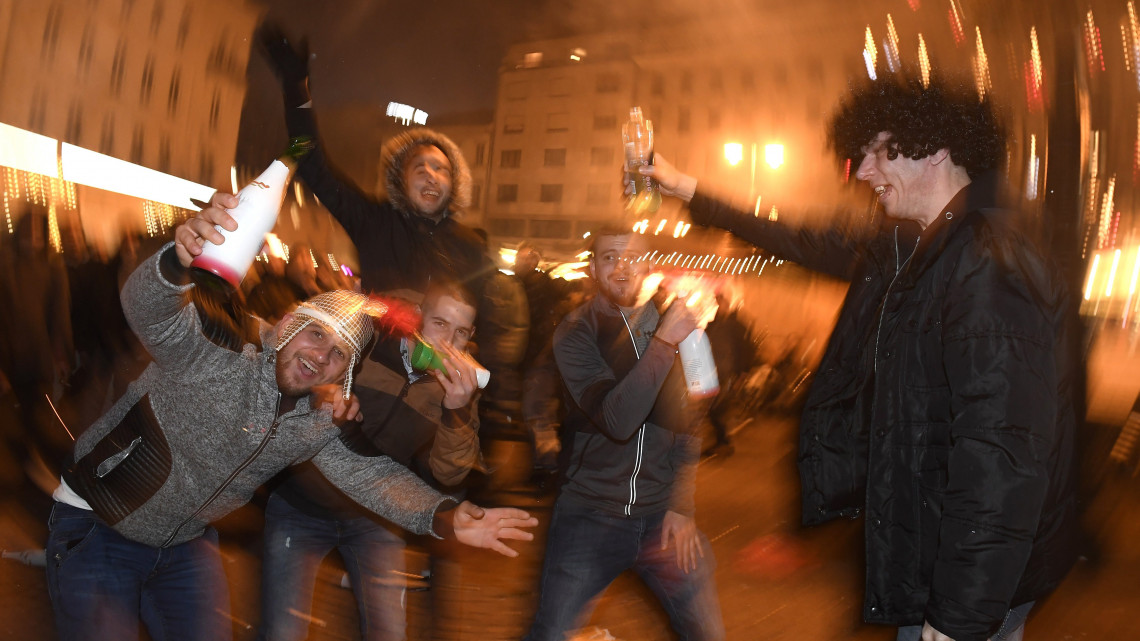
[1026,135,1039,201]
[1084,11,1105,73]
[654,219,667,235]
[1107,249,1122,297]
[948,0,966,45]
[1027,27,1045,111]
[884,15,902,72]
[864,27,877,79]
[1130,3,1140,88]
[682,223,690,236]
[1099,175,1117,249]
[768,207,779,222]
[918,34,931,87]
[974,27,991,99]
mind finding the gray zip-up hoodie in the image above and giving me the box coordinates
[64,244,450,548]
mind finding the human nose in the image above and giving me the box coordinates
[854,154,875,182]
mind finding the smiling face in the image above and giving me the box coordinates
[855,131,942,228]
[403,144,453,219]
[275,318,352,397]
[419,294,476,352]
[589,233,649,308]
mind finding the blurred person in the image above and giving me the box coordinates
[645,75,1079,641]
[0,206,74,479]
[256,25,491,298]
[247,254,305,324]
[522,226,724,641]
[700,286,756,458]
[45,197,537,641]
[514,242,566,472]
[258,280,483,641]
[286,243,323,298]
[467,228,530,495]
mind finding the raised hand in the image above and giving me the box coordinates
[450,502,538,557]
[174,192,239,268]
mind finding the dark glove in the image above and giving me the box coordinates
[257,21,312,107]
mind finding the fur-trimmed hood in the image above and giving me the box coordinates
[379,128,471,218]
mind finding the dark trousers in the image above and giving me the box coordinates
[522,499,725,641]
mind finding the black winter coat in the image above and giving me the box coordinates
[689,187,1079,641]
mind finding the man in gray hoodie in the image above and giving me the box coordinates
[45,199,536,641]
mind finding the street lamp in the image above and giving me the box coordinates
[725,141,785,207]
[764,143,785,169]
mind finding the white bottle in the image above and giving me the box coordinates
[191,136,312,290]
[678,328,720,398]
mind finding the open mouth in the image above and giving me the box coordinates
[298,357,318,377]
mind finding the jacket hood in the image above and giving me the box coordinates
[380,128,471,218]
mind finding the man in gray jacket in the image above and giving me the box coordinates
[45,198,536,641]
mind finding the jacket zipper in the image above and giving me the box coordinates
[160,392,286,547]
[873,226,919,373]
[618,309,646,517]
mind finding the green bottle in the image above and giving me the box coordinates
[409,336,490,389]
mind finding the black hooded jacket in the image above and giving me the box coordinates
[688,186,1079,641]
[285,107,491,297]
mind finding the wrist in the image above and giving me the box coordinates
[431,499,460,539]
[675,174,698,202]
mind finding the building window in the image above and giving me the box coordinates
[167,67,182,116]
[505,81,529,100]
[489,218,527,237]
[593,114,617,130]
[503,114,524,134]
[650,73,664,96]
[523,52,543,68]
[130,126,144,164]
[140,56,156,105]
[99,115,115,155]
[65,101,83,144]
[469,183,482,209]
[539,184,563,203]
[500,149,522,168]
[709,70,724,93]
[549,76,571,96]
[158,136,171,173]
[590,147,614,167]
[677,107,691,133]
[544,149,567,167]
[176,6,191,50]
[596,73,620,93]
[741,69,756,92]
[497,184,519,203]
[546,113,569,132]
[150,0,164,35]
[110,41,127,96]
[680,71,693,94]
[78,24,96,75]
[587,183,611,204]
[531,219,571,239]
[474,142,486,166]
[209,91,221,130]
[199,149,214,185]
[41,4,63,65]
[28,90,47,132]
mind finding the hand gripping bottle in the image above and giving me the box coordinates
[678,328,719,398]
[409,335,490,389]
[622,107,662,215]
[190,135,313,290]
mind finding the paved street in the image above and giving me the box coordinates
[1,412,1138,640]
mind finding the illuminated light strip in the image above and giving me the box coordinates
[918,34,931,87]
[1107,249,1122,297]
[1085,254,1100,301]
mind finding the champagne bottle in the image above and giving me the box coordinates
[409,335,490,389]
[190,135,313,290]
[622,107,662,215]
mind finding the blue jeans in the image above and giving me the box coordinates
[894,601,1034,641]
[45,502,232,641]
[523,499,725,641]
[257,493,407,641]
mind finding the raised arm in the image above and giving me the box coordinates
[642,155,864,280]
[554,303,697,442]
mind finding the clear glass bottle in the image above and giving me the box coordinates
[622,107,662,214]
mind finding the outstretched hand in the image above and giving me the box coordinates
[451,501,538,557]
[174,192,239,268]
